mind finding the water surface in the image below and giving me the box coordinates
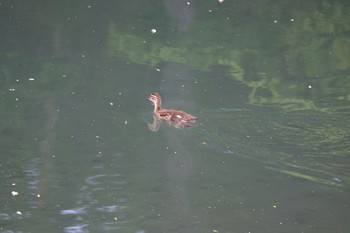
[1,1,349,233]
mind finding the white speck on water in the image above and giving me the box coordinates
[110,102,114,106]
[29,77,35,81]
[274,20,278,23]
[11,191,19,196]
[290,18,294,22]
[308,85,312,89]
[187,2,190,5]
[156,68,160,72]
[135,230,146,233]
[151,28,157,34]
[333,177,341,182]
[125,120,128,125]
[16,211,22,215]
[9,88,15,91]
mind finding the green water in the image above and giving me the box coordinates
[1,1,349,232]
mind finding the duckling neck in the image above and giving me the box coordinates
[153,99,161,112]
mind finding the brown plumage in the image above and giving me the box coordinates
[148,92,198,123]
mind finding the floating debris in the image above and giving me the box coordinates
[11,191,19,196]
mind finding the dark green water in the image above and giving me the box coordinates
[1,1,349,233]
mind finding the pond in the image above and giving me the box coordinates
[1,1,349,233]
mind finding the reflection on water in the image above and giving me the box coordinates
[1,0,350,233]
[204,107,350,188]
[147,114,198,132]
[58,174,130,233]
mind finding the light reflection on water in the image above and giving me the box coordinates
[202,108,350,189]
[56,173,131,233]
[1,92,347,233]
[0,74,348,233]
[1,0,350,232]
[1,98,349,233]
